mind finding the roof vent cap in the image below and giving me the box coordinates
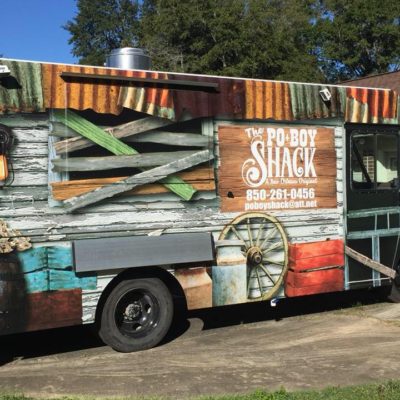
[105,47,151,70]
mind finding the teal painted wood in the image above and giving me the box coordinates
[16,245,97,292]
[47,246,73,270]
[0,60,44,113]
[17,247,47,273]
[24,270,49,293]
[78,274,98,290]
[49,270,97,291]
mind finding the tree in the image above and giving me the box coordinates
[140,0,246,74]
[65,0,141,65]
[315,0,400,82]
[140,0,324,81]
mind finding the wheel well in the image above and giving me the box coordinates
[94,266,187,327]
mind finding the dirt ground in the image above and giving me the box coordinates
[1,289,400,399]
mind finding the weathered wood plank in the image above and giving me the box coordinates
[11,143,48,157]
[53,109,137,155]
[52,179,215,200]
[7,171,48,186]
[9,211,340,242]
[0,113,48,128]
[104,116,172,137]
[54,115,172,154]
[0,186,49,202]
[345,245,396,279]
[12,128,48,143]
[62,150,213,212]
[52,110,197,201]
[50,121,79,138]
[12,157,48,172]
[52,151,198,171]
[48,135,69,207]
[50,166,214,200]
[126,131,210,147]
[20,223,341,245]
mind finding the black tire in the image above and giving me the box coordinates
[99,277,173,352]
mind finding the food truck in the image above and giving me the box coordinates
[0,50,399,352]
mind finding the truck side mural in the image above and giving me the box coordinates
[0,58,399,351]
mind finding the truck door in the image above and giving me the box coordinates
[346,124,400,289]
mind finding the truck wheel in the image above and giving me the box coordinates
[99,277,173,352]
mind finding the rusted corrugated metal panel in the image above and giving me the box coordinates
[171,76,244,121]
[345,87,399,124]
[0,60,44,113]
[2,58,400,125]
[117,71,175,119]
[42,64,124,114]
[244,80,293,120]
[289,84,346,120]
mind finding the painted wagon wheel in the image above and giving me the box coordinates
[219,212,289,301]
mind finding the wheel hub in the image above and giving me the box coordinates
[247,247,263,266]
[124,302,141,320]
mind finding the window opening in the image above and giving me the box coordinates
[351,132,399,191]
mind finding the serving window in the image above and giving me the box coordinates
[351,131,399,191]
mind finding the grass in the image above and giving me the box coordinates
[2,381,400,400]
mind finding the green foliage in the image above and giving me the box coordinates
[64,0,141,65]
[4,380,400,398]
[139,0,324,81]
[64,0,400,82]
[315,0,400,81]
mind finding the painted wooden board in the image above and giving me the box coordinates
[52,110,198,202]
[345,246,397,279]
[289,239,344,271]
[54,116,172,154]
[24,270,49,293]
[52,151,199,171]
[49,270,97,291]
[285,279,344,297]
[125,131,210,147]
[218,124,337,212]
[50,166,215,200]
[62,150,212,212]
[16,246,97,293]
[25,289,82,331]
[286,268,344,287]
[8,208,342,245]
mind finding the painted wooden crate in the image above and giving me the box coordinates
[285,239,344,297]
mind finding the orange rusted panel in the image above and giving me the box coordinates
[42,64,124,114]
[346,87,398,123]
[245,80,293,120]
[118,71,175,119]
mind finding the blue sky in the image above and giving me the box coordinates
[1,0,78,64]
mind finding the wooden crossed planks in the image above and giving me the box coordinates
[63,150,213,212]
[52,110,213,211]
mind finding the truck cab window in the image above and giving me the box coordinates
[351,132,398,190]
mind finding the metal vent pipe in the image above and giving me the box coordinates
[105,48,151,70]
